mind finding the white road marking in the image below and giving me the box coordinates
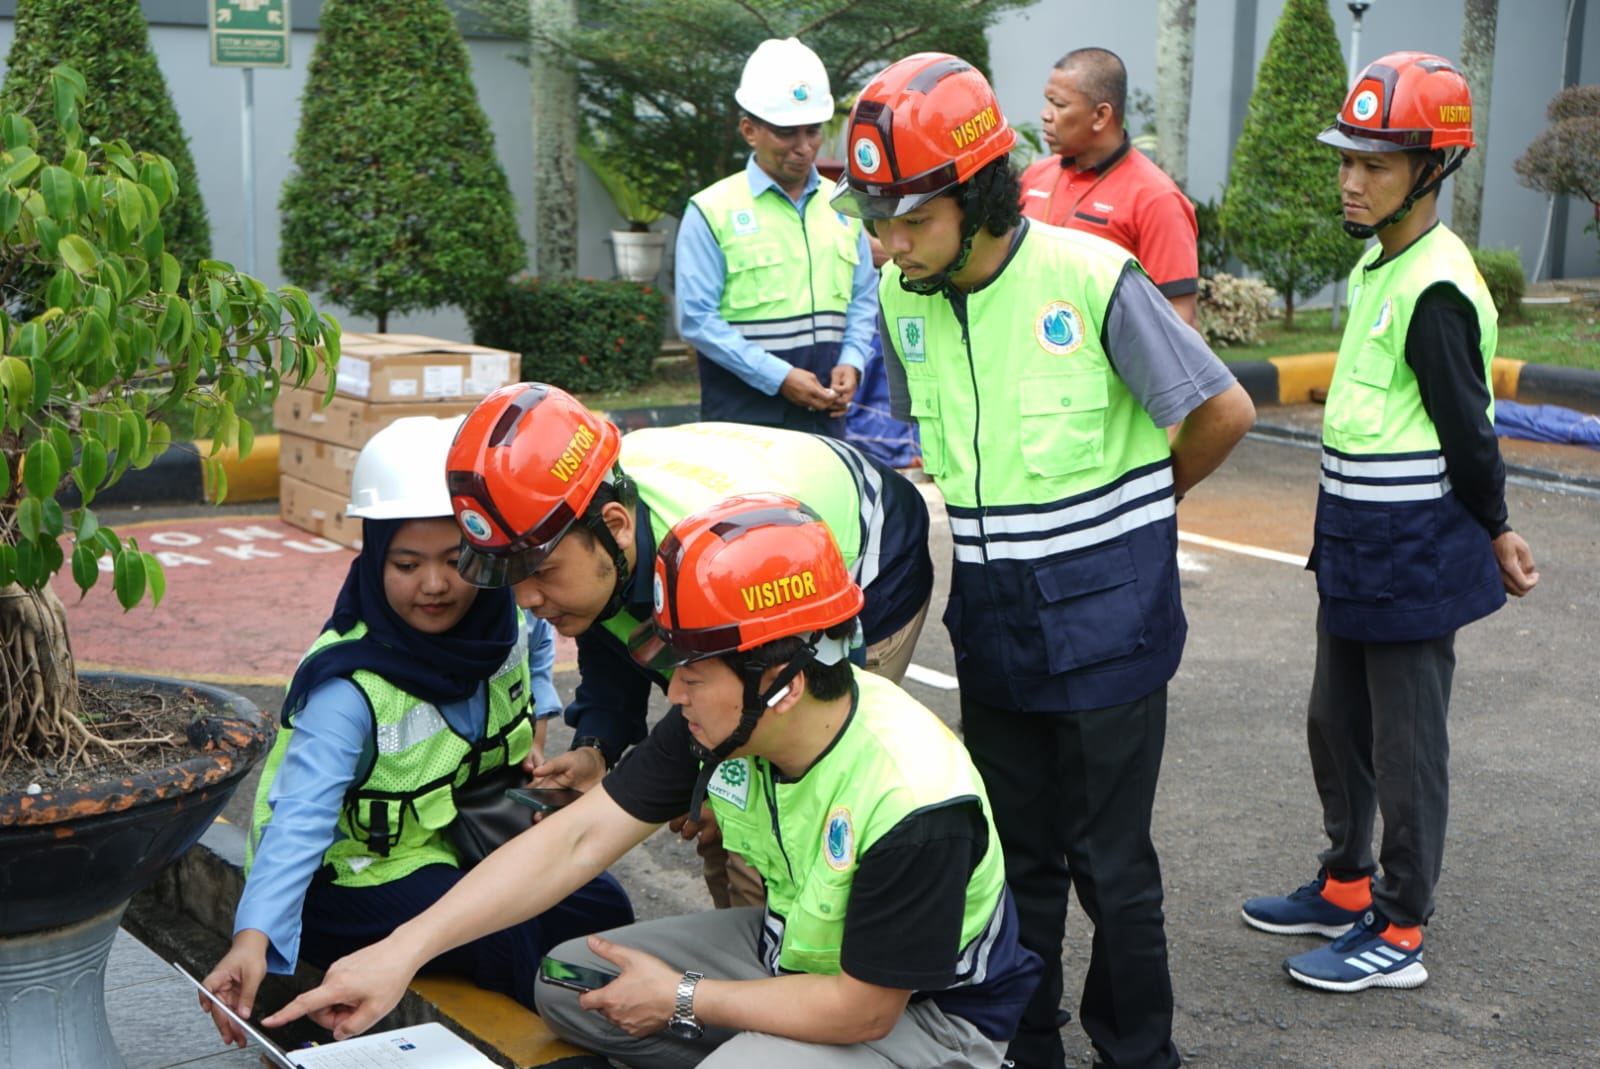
[1179,530,1308,568]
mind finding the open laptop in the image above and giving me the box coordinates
[174,963,496,1068]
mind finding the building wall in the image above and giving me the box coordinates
[0,1,1592,348]
[984,0,1600,283]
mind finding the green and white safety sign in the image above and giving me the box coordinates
[210,0,291,68]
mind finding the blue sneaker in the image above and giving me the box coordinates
[1241,869,1368,937]
[1284,910,1428,992]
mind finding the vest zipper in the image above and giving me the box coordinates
[949,291,986,538]
[760,761,796,885]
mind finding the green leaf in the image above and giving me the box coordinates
[62,148,87,177]
[208,277,226,317]
[13,537,42,588]
[17,496,43,541]
[138,159,172,206]
[40,496,65,537]
[70,543,100,592]
[0,188,21,234]
[236,417,255,461]
[209,458,229,503]
[40,165,76,220]
[143,552,166,608]
[77,436,108,498]
[116,177,143,231]
[58,233,97,275]
[1,145,40,184]
[159,251,180,294]
[0,450,8,496]
[113,542,147,609]
[45,267,75,311]
[0,356,33,424]
[22,437,61,497]
[74,506,101,547]
[80,309,112,365]
[0,543,15,587]
[1,113,32,151]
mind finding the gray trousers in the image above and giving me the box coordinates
[1307,610,1456,928]
[534,908,1007,1069]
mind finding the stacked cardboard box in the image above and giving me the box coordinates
[277,332,518,549]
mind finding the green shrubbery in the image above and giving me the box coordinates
[1198,273,1279,348]
[467,276,668,393]
[1472,248,1526,319]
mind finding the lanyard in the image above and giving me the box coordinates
[1047,139,1130,224]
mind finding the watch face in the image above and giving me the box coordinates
[665,1017,704,1040]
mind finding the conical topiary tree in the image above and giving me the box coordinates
[1219,0,1361,327]
[0,0,211,275]
[280,0,525,332]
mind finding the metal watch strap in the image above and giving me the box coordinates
[674,969,703,1023]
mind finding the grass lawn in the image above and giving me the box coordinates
[1215,297,1600,371]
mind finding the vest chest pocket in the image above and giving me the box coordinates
[1033,542,1146,673]
[1313,497,1394,602]
[780,865,852,974]
[825,228,860,303]
[908,392,947,477]
[1019,371,1108,477]
[724,242,790,309]
[1329,347,1395,440]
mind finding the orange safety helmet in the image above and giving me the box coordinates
[830,52,1016,220]
[1317,51,1475,154]
[629,493,865,673]
[446,382,624,588]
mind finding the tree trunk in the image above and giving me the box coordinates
[0,583,84,774]
[529,0,579,280]
[1453,0,1499,247]
[1155,0,1197,189]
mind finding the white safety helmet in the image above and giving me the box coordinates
[735,37,835,126]
[346,415,466,519]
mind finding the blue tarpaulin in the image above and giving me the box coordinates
[1494,400,1600,450]
[845,336,922,470]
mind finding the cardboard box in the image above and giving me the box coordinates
[277,433,360,496]
[273,388,478,451]
[279,474,364,551]
[304,331,518,403]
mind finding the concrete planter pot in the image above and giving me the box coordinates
[0,672,272,1069]
[610,228,667,283]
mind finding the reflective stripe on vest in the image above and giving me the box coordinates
[949,462,1175,564]
[1320,447,1452,503]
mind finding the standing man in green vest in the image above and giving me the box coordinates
[1240,52,1538,994]
[263,493,1042,1069]
[831,54,1255,1069]
[676,36,878,438]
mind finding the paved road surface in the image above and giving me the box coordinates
[83,421,1600,1067]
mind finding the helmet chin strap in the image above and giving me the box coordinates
[588,472,637,624]
[898,184,984,296]
[1342,148,1468,241]
[685,638,827,821]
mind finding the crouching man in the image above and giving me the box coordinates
[265,492,1040,1068]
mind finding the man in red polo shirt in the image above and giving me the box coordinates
[1019,47,1199,327]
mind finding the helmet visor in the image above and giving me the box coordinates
[627,618,745,673]
[456,540,555,589]
[1317,122,1429,154]
[830,179,946,221]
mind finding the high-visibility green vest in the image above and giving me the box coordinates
[690,173,861,424]
[879,223,1182,711]
[1314,223,1505,641]
[248,612,533,887]
[706,670,1008,975]
[598,423,878,652]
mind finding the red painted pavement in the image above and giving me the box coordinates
[52,514,576,687]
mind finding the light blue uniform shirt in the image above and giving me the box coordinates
[235,612,561,972]
[675,155,879,396]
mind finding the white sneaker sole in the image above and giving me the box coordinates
[1286,959,1429,992]
[1240,908,1357,939]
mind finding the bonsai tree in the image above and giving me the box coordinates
[0,67,339,776]
[1,0,211,274]
[1514,84,1600,250]
[1219,0,1361,327]
[279,0,525,333]
[578,115,682,233]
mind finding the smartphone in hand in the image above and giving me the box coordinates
[505,786,585,814]
[539,957,619,993]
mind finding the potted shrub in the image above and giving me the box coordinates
[579,119,680,282]
[0,67,338,1069]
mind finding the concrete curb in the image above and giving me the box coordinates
[100,370,1600,507]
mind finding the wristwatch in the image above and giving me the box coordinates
[569,735,613,771]
[664,970,704,1040]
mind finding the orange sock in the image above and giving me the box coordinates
[1380,923,1423,949]
[1320,874,1372,911]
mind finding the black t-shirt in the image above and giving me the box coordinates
[604,706,987,989]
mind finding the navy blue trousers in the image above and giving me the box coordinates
[299,863,634,1010]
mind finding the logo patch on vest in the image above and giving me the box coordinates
[1370,298,1393,336]
[731,208,760,236]
[896,317,926,362]
[824,806,854,871]
[708,757,752,810]
[1036,300,1085,355]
